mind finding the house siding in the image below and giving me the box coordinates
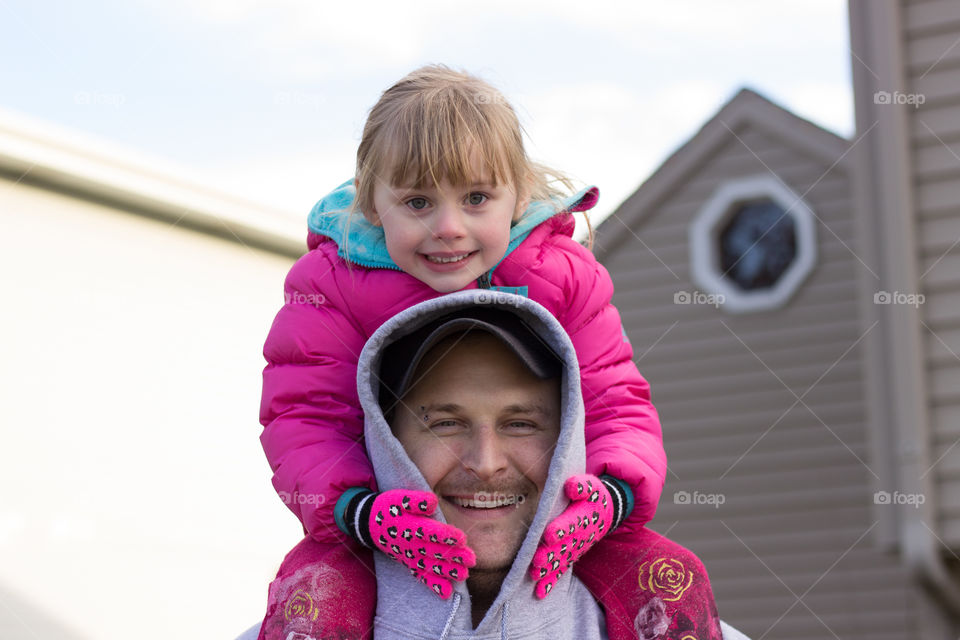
[902,0,960,547]
[599,110,918,637]
[0,171,300,639]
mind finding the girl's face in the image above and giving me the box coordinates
[367,162,523,293]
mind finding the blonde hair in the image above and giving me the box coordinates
[354,65,592,244]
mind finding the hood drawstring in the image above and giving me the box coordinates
[500,601,508,640]
[438,592,462,640]
[435,594,508,640]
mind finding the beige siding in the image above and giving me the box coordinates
[903,0,960,548]
[599,114,917,638]
[0,175,301,639]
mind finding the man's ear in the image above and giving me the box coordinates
[355,178,382,226]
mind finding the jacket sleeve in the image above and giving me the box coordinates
[259,246,375,543]
[530,224,667,532]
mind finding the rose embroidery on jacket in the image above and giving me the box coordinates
[284,588,320,622]
[638,557,693,602]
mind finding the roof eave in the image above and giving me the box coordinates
[595,87,850,262]
[0,107,305,259]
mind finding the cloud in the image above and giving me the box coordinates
[518,80,729,229]
[139,0,846,82]
[139,0,441,80]
[194,143,357,214]
[777,82,855,138]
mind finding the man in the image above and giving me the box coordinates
[257,291,726,640]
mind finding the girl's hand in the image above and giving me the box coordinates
[529,474,628,599]
[339,488,476,599]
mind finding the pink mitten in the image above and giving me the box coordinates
[338,488,476,599]
[529,474,624,599]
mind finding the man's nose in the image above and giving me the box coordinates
[432,203,467,240]
[462,427,508,480]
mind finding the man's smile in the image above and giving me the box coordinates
[446,492,526,509]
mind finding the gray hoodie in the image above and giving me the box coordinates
[357,290,608,640]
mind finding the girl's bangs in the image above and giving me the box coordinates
[378,113,515,191]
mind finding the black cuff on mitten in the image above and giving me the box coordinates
[600,475,633,532]
[336,488,377,548]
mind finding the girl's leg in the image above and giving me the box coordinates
[575,529,723,640]
[258,537,376,640]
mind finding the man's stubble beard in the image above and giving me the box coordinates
[434,476,539,568]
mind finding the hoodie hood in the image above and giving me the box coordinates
[357,290,607,639]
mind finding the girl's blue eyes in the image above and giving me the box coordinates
[403,193,488,210]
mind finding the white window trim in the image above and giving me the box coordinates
[689,174,817,314]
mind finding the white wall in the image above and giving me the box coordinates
[0,177,304,639]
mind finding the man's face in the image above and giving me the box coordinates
[389,332,561,572]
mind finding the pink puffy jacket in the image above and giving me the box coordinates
[259,187,666,543]
[258,530,723,640]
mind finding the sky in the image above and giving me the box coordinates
[0,1,854,637]
[0,0,853,229]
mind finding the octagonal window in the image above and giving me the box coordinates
[719,199,797,291]
[689,175,817,313]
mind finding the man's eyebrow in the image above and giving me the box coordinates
[413,403,554,415]
[502,403,555,416]
[415,403,462,414]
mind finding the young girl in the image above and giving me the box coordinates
[259,65,666,607]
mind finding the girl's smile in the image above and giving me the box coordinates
[423,251,476,265]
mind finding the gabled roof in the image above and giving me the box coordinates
[0,107,304,258]
[594,88,850,261]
